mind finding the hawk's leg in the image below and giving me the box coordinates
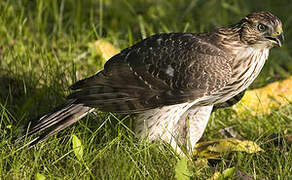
[179,105,213,154]
[135,102,197,155]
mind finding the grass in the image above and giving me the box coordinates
[0,0,292,179]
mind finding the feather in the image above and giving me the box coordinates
[19,100,93,144]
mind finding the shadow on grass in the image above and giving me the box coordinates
[0,73,65,135]
[0,72,138,145]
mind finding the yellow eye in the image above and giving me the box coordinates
[257,23,267,32]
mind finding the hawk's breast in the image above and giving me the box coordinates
[199,47,269,105]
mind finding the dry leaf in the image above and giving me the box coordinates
[234,76,292,115]
[88,40,120,60]
[194,138,264,159]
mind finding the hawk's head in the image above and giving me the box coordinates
[239,11,284,48]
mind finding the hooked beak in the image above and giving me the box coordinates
[275,33,284,47]
[265,28,284,47]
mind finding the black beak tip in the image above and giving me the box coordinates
[277,33,284,47]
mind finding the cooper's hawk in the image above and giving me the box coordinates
[23,11,284,155]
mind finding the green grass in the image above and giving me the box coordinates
[0,0,292,179]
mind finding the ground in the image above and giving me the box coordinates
[0,0,291,179]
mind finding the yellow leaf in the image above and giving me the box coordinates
[88,40,120,60]
[234,76,292,115]
[194,138,264,159]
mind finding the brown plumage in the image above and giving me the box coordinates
[22,12,284,154]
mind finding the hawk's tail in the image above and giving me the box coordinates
[19,99,94,145]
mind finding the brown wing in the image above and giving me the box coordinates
[69,33,232,113]
[213,90,245,111]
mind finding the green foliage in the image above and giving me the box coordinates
[221,167,235,179]
[35,173,46,180]
[0,0,292,179]
[72,134,84,161]
[175,157,192,180]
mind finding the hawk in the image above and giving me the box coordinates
[23,11,284,155]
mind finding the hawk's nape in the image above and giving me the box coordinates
[21,11,283,155]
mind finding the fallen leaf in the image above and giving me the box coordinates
[194,138,264,159]
[88,40,120,61]
[175,157,192,180]
[72,134,84,161]
[233,76,292,115]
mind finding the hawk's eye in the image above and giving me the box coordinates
[257,23,267,32]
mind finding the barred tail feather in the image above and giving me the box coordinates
[20,99,94,145]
